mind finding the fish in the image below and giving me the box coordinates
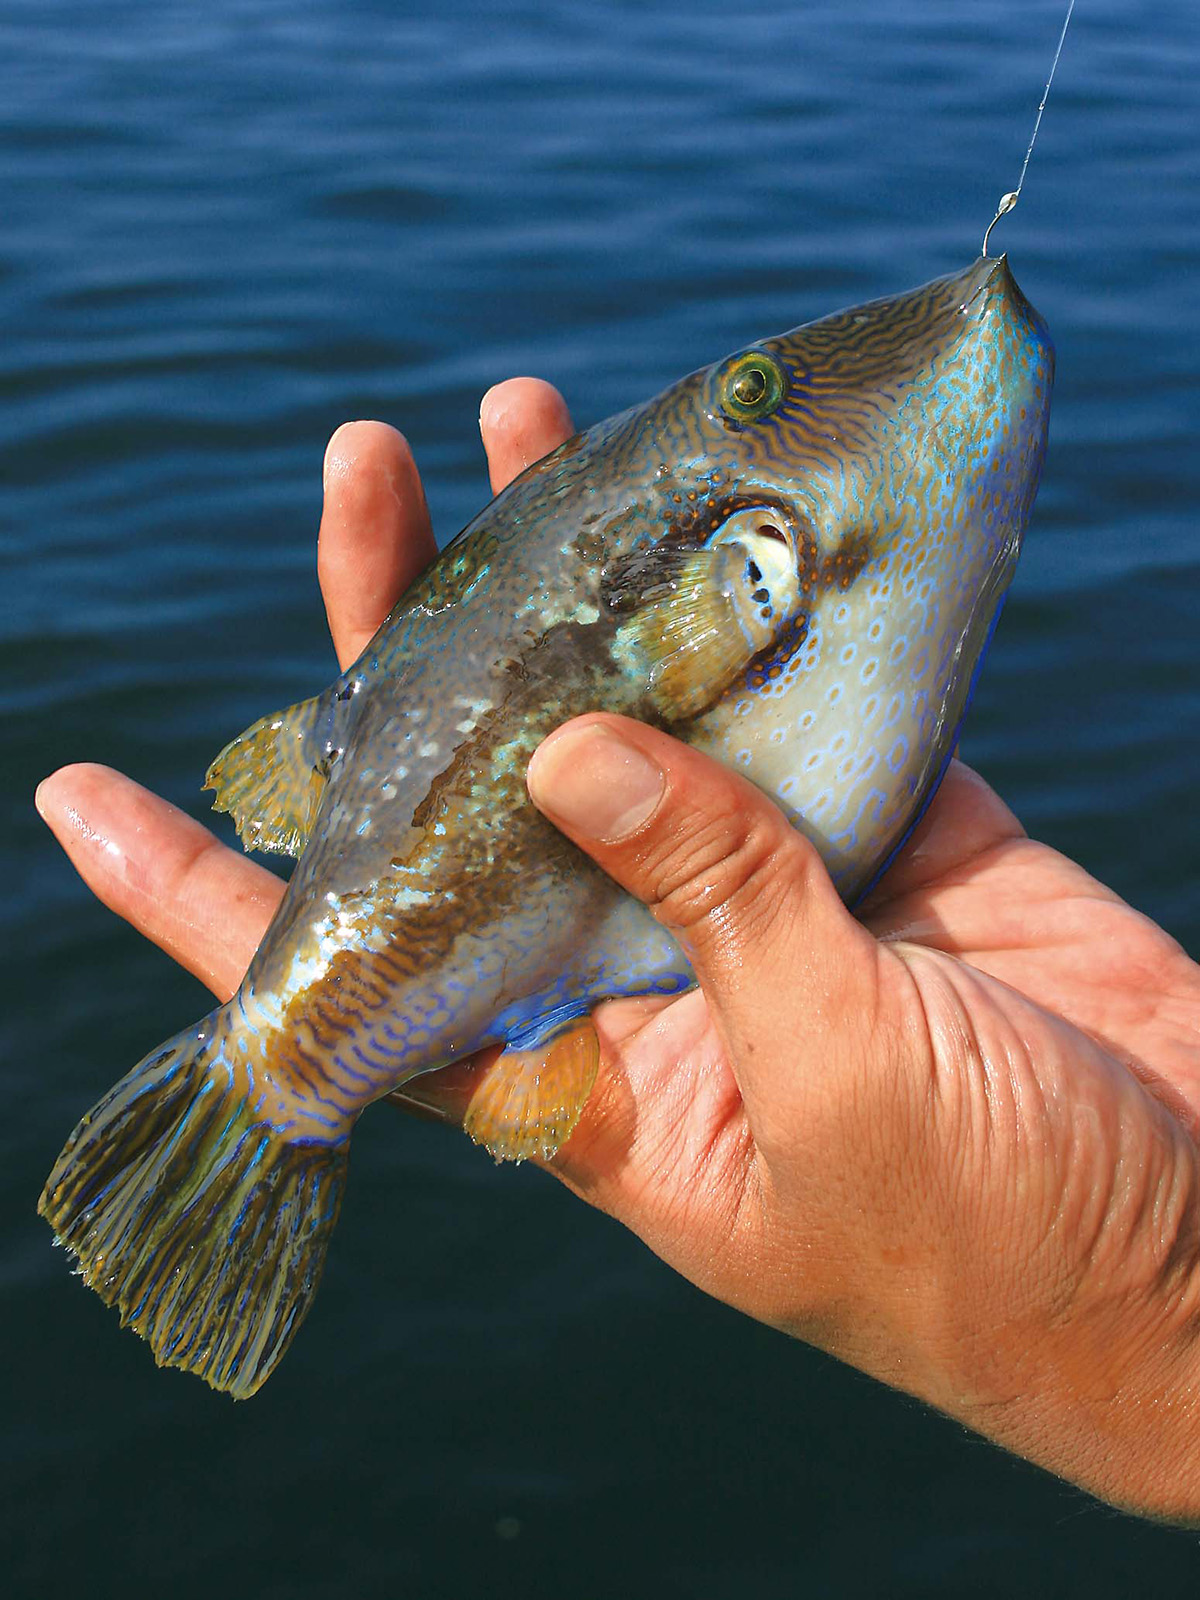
[39,252,1053,1397]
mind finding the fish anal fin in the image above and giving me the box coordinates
[204,683,354,857]
[463,1015,600,1164]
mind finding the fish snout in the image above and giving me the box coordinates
[946,253,1055,544]
[943,252,1055,432]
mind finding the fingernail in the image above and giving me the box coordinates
[528,724,665,842]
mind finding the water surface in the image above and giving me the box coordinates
[5,1,1200,1594]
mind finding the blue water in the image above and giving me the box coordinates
[5,0,1200,1593]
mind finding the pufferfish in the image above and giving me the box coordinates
[40,253,1053,1397]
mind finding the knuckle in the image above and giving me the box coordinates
[640,799,798,941]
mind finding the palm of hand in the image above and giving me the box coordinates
[870,768,1200,1100]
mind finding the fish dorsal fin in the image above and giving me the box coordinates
[605,509,805,721]
[204,680,358,857]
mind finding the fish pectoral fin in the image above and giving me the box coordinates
[204,680,356,856]
[605,525,803,721]
[463,1014,600,1164]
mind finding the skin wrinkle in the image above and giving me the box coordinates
[647,809,797,947]
[902,957,1059,1310]
[868,841,1200,1136]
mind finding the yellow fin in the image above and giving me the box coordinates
[204,686,348,857]
[608,521,803,721]
[463,1016,600,1163]
[625,549,757,719]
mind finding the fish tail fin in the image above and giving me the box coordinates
[38,1013,349,1399]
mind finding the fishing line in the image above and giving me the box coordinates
[982,0,1076,256]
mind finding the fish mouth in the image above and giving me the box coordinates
[945,252,1053,366]
[951,251,1010,312]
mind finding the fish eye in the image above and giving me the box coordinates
[733,368,767,406]
[716,350,788,423]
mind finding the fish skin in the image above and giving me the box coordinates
[40,253,1053,1394]
[239,252,1052,1090]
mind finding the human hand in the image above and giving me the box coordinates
[521,713,1200,1524]
[36,386,1200,1522]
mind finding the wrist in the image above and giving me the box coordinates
[916,1202,1200,1521]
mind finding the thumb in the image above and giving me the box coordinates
[526,713,880,1114]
